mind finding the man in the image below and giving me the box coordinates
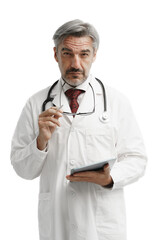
[11,19,147,240]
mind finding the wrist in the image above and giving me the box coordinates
[102,176,114,188]
[37,136,48,150]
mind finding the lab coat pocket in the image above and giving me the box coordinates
[86,127,116,164]
[96,189,126,236]
[38,192,52,239]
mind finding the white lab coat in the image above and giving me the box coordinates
[11,76,147,240]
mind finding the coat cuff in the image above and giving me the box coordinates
[31,138,48,160]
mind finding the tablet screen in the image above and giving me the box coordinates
[71,158,116,175]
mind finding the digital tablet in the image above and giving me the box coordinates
[71,158,116,175]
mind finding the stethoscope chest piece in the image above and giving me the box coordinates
[99,111,109,123]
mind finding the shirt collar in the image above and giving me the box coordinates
[60,74,93,93]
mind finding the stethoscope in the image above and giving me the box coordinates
[42,77,108,123]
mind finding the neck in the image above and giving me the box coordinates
[62,78,77,88]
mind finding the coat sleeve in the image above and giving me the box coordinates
[10,98,48,180]
[110,93,147,190]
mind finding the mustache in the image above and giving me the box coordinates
[66,68,83,74]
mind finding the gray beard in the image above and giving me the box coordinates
[62,76,87,88]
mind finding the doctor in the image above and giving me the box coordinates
[11,19,147,240]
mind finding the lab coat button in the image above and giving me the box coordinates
[71,191,76,198]
[70,160,75,165]
[71,223,78,231]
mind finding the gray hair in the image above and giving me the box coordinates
[53,19,99,51]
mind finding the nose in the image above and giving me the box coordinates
[71,55,81,69]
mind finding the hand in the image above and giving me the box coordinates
[66,164,113,187]
[37,107,63,150]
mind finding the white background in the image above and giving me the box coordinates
[0,0,160,239]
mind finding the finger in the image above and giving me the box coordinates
[73,171,98,178]
[51,106,63,113]
[40,107,63,118]
[67,171,97,179]
[39,117,61,127]
[66,175,93,182]
[51,107,63,119]
[103,164,109,171]
[38,120,58,128]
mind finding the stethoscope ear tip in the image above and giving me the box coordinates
[99,111,109,123]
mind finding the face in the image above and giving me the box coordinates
[54,36,97,87]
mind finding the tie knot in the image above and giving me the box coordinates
[65,89,85,100]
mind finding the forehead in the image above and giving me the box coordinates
[59,36,93,52]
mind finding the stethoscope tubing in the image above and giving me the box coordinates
[42,80,59,112]
[95,78,107,112]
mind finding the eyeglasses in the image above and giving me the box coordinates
[60,83,95,116]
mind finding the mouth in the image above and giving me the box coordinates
[68,72,82,74]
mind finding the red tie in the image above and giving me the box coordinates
[65,89,85,115]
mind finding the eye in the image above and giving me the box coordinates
[63,52,71,56]
[81,53,89,57]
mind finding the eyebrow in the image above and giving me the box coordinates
[61,48,91,53]
[61,48,72,52]
[81,49,91,53]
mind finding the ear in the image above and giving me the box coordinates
[92,49,97,63]
[54,47,58,62]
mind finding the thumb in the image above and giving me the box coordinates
[103,164,109,173]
